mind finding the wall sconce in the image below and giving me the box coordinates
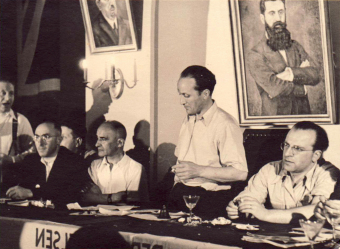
[81,59,138,100]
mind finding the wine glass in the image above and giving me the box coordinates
[183,195,200,226]
[299,219,325,249]
[324,211,340,245]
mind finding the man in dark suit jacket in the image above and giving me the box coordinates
[92,0,132,47]
[6,120,87,208]
[247,0,319,116]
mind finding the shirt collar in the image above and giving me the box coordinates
[102,14,118,30]
[41,154,57,166]
[1,109,16,120]
[273,161,318,190]
[303,162,318,191]
[102,153,127,168]
[185,101,218,127]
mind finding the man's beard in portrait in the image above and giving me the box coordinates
[266,21,293,51]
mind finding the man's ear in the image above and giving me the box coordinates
[76,137,83,148]
[312,150,322,163]
[260,14,265,25]
[56,136,63,145]
[202,89,210,99]
[117,138,125,148]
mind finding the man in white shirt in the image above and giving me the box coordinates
[169,66,248,218]
[82,121,148,205]
[247,0,319,115]
[0,79,34,188]
[0,80,34,164]
[227,121,339,224]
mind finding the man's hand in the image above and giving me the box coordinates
[314,196,327,220]
[315,196,340,221]
[276,67,294,81]
[226,200,239,219]
[171,161,202,181]
[238,196,267,221]
[300,60,310,68]
[6,186,33,199]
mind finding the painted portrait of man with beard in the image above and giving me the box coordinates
[237,0,330,118]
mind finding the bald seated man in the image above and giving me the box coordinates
[81,121,148,205]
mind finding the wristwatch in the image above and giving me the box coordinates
[107,194,113,204]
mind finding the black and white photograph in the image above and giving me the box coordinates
[0,0,340,248]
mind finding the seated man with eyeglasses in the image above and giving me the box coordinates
[6,120,87,208]
[226,121,339,224]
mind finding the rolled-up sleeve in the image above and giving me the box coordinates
[235,163,272,203]
[218,121,248,172]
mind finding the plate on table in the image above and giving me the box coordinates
[204,217,232,226]
[97,205,138,211]
[232,223,259,231]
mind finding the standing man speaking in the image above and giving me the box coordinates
[169,66,248,218]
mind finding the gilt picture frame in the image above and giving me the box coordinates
[80,0,137,53]
[230,0,335,125]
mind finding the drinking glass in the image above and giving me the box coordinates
[325,211,340,244]
[183,195,200,226]
[299,219,325,249]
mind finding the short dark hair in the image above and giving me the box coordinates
[61,121,87,140]
[260,0,285,14]
[292,121,329,152]
[38,119,62,135]
[180,65,216,95]
[101,120,127,140]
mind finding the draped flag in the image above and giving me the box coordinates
[17,0,60,96]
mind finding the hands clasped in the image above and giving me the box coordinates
[227,196,267,221]
[171,161,202,181]
[315,196,340,220]
[6,186,33,199]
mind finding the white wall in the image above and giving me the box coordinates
[85,1,153,151]
[155,0,209,181]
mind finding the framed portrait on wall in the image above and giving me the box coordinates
[230,0,336,125]
[80,0,138,53]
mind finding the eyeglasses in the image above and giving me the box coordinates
[280,142,314,155]
[34,134,59,142]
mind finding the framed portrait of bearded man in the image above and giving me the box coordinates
[230,0,335,125]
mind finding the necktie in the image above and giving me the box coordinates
[113,23,118,39]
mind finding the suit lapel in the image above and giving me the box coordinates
[99,15,118,45]
[263,42,287,72]
[46,152,61,183]
[286,44,299,67]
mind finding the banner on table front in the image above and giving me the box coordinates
[120,232,240,249]
[19,221,80,249]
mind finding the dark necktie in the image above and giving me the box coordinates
[113,23,118,40]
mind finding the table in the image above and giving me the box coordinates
[0,204,328,249]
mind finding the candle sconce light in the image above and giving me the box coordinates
[82,60,138,100]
